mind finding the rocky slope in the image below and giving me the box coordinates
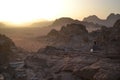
[25,46,120,80]
[0,34,17,79]
[0,34,16,65]
[0,34,29,80]
[83,13,120,27]
[90,19,120,57]
[24,20,120,80]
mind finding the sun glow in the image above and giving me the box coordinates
[0,0,120,26]
[0,0,64,25]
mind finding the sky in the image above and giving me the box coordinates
[0,0,120,25]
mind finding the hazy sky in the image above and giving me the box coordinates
[0,0,120,25]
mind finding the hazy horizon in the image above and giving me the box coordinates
[0,0,120,26]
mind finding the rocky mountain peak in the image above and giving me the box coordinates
[107,13,120,20]
[83,15,100,23]
[83,13,120,27]
[48,23,88,37]
[60,23,88,35]
[51,17,80,27]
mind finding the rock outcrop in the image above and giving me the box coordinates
[0,34,29,80]
[0,34,15,65]
[0,34,17,80]
[46,23,90,50]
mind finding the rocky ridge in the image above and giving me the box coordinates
[83,13,120,27]
[49,17,101,32]
[24,20,120,80]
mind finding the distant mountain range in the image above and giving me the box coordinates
[83,13,120,27]
[49,17,102,32]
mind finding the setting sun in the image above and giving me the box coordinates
[0,0,65,25]
[0,0,120,25]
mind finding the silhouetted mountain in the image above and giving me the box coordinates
[83,13,120,27]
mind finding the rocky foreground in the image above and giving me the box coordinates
[0,34,28,80]
[24,20,120,80]
[25,46,120,80]
[0,20,120,80]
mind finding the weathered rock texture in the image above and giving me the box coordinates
[25,20,120,80]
